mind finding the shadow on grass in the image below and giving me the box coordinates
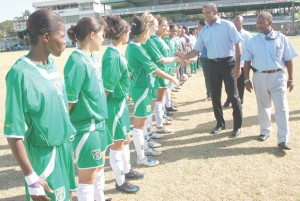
[0,154,18,168]
[1,195,25,201]
[0,169,23,190]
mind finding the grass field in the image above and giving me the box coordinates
[0,37,300,201]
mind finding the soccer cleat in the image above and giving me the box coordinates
[163,114,173,121]
[165,110,174,116]
[115,181,140,193]
[137,157,159,166]
[157,126,173,133]
[149,132,164,139]
[166,106,178,112]
[144,148,162,156]
[125,169,144,179]
[163,119,172,125]
[146,138,161,148]
[171,93,177,99]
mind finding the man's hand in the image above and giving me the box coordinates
[245,80,253,93]
[233,64,241,78]
[287,80,294,92]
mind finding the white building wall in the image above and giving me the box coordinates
[33,0,107,45]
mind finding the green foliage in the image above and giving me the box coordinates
[0,20,15,38]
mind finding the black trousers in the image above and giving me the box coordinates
[225,69,245,104]
[208,58,242,130]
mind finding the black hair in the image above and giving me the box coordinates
[169,24,178,30]
[103,15,130,40]
[199,20,206,27]
[17,9,64,45]
[131,15,147,37]
[67,17,106,42]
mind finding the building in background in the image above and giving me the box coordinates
[32,0,110,46]
[101,0,300,35]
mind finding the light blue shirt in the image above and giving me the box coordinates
[239,28,253,68]
[242,30,297,71]
[194,18,242,59]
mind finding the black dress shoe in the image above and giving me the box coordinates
[210,126,225,134]
[257,134,270,141]
[116,181,140,193]
[231,128,241,137]
[277,142,292,150]
[125,169,144,179]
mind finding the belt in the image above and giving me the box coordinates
[208,56,232,63]
[261,69,282,73]
[252,67,282,73]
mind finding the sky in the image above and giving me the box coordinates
[0,0,36,22]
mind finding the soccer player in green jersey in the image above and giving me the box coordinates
[142,13,182,137]
[125,15,180,166]
[102,15,142,194]
[4,10,76,201]
[64,17,112,201]
[163,23,180,113]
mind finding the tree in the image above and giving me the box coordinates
[0,20,14,38]
[22,10,31,19]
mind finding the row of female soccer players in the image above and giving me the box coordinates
[4,9,182,201]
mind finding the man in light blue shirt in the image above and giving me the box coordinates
[182,3,243,137]
[242,12,297,150]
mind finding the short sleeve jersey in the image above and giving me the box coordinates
[64,49,108,133]
[102,44,130,101]
[142,35,168,71]
[164,37,176,69]
[125,41,158,88]
[4,56,76,146]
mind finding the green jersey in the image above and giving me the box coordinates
[4,56,75,146]
[102,44,130,101]
[164,37,177,69]
[125,41,158,88]
[64,49,107,134]
[142,35,171,72]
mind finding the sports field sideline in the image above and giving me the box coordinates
[0,37,299,201]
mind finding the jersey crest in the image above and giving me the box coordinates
[55,186,66,201]
[54,81,63,95]
[92,149,101,160]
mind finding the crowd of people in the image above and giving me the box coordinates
[3,2,296,201]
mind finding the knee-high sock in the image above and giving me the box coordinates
[77,183,94,201]
[154,102,164,128]
[143,126,151,150]
[165,88,172,108]
[122,144,131,174]
[94,169,106,201]
[146,115,153,134]
[132,128,145,160]
[109,149,125,186]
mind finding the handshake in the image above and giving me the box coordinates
[175,52,189,65]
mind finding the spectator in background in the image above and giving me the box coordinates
[198,20,211,101]
[223,15,253,108]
